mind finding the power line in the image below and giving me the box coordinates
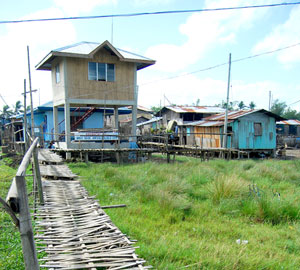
[141,42,300,86]
[0,2,299,24]
[288,99,300,106]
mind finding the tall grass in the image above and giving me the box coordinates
[68,157,300,269]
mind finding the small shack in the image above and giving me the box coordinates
[276,119,300,136]
[156,105,225,128]
[276,119,300,147]
[136,117,163,135]
[181,109,284,155]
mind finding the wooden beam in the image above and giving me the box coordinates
[15,175,39,270]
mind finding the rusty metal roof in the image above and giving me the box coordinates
[164,106,225,114]
[204,109,285,121]
[277,119,300,125]
[184,120,233,127]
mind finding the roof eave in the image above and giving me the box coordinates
[36,51,92,70]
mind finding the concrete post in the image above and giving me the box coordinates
[64,102,71,148]
[53,106,58,141]
[114,106,119,131]
[131,64,138,142]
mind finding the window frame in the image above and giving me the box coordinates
[55,64,60,84]
[254,122,262,136]
[88,62,115,82]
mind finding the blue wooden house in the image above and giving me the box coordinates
[18,101,131,145]
[182,109,284,154]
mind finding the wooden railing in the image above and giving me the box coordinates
[0,137,43,270]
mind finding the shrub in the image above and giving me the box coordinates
[206,175,248,204]
[241,194,300,224]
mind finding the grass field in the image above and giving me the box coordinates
[68,156,300,270]
[0,156,24,269]
[0,155,299,269]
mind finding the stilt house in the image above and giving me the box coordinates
[181,109,284,155]
[36,40,155,149]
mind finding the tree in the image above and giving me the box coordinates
[215,100,236,110]
[0,105,13,119]
[249,101,256,109]
[270,99,287,116]
[238,101,245,110]
[151,105,163,114]
[283,108,300,120]
[13,100,23,115]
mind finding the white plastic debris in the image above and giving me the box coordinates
[236,239,248,245]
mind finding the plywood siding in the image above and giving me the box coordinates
[65,48,135,103]
[51,59,65,105]
[194,126,221,148]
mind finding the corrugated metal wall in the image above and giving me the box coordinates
[236,112,276,150]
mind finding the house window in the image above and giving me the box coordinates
[88,62,115,82]
[55,64,60,83]
[254,123,262,136]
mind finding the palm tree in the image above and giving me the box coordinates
[0,105,13,119]
[13,100,23,115]
[238,101,245,110]
[249,101,256,110]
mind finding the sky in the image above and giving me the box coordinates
[0,0,300,112]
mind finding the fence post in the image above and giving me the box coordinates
[15,175,40,270]
[32,149,44,205]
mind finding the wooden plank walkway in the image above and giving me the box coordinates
[39,164,77,180]
[38,149,64,164]
[35,149,149,269]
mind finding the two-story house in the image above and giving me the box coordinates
[36,40,155,149]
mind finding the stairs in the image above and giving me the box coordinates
[71,107,96,131]
[57,107,96,141]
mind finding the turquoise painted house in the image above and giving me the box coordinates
[18,101,131,144]
[183,109,284,154]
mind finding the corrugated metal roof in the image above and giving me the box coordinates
[54,42,153,62]
[184,120,232,127]
[126,105,153,112]
[36,40,155,70]
[204,109,285,121]
[165,106,225,114]
[137,117,162,127]
[277,119,300,125]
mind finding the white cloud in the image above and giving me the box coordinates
[138,71,298,110]
[0,8,77,108]
[53,0,118,16]
[132,0,172,6]
[146,0,272,73]
[253,5,300,65]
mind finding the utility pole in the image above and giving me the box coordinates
[23,79,28,151]
[27,46,35,138]
[223,53,231,149]
[268,91,272,110]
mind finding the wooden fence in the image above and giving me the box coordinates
[0,137,43,270]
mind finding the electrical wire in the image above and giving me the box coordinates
[141,42,300,86]
[0,2,299,24]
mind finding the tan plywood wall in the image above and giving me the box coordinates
[51,58,65,104]
[65,48,135,103]
[195,126,221,148]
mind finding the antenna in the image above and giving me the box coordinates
[111,17,114,44]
